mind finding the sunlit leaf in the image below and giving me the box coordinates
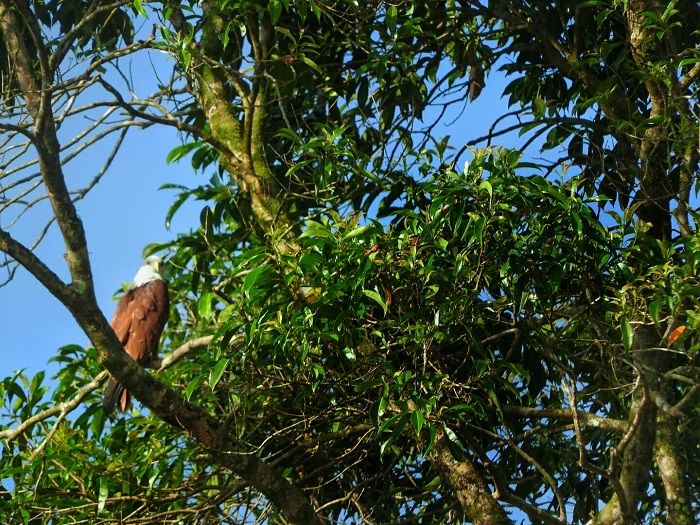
[209,358,230,388]
[362,289,387,315]
[621,318,633,352]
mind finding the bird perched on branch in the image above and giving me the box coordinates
[103,255,169,413]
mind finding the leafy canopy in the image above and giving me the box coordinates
[0,0,698,524]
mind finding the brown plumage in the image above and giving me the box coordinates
[103,257,169,413]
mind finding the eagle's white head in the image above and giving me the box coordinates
[133,255,164,286]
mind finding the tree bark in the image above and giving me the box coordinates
[188,1,300,255]
[591,324,660,525]
[590,390,657,525]
[654,388,695,525]
[626,0,673,241]
[428,429,512,525]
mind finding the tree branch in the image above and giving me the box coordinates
[0,334,241,443]
[427,427,512,525]
[654,394,695,524]
[0,227,70,303]
[502,405,627,432]
[0,371,109,441]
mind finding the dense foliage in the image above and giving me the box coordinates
[0,1,698,524]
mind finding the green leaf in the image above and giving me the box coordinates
[377,413,407,435]
[133,0,146,17]
[378,396,388,418]
[424,422,437,453]
[310,363,325,391]
[679,57,700,67]
[166,141,201,164]
[185,374,206,401]
[596,9,613,27]
[243,264,272,297]
[299,54,322,74]
[533,96,546,116]
[443,426,464,450]
[198,292,214,321]
[298,220,335,240]
[275,26,296,46]
[648,300,663,325]
[411,411,424,434]
[163,191,191,229]
[209,358,230,389]
[371,396,388,426]
[661,2,678,21]
[473,216,486,245]
[572,212,583,237]
[478,179,493,199]
[5,378,26,403]
[98,477,108,512]
[311,0,321,21]
[380,435,396,456]
[444,403,476,415]
[386,5,398,33]
[269,0,283,25]
[220,25,230,50]
[277,127,300,141]
[621,318,633,352]
[487,389,502,412]
[342,224,370,241]
[362,289,387,315]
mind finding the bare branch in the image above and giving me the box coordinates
[154,334,242,371]
[472,423,567,522]
[0,371,109,441]
[672,384,700,415]
[502,405,627,432]
[50,1,133,73]
[0,227,70,302]
[498,491,566,525]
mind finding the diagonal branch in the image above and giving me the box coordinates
[0,227,70,303]
[0,371,109,441]
[428,427,512,525]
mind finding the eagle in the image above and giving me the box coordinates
[103,255,170,413]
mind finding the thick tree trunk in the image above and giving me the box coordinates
[590,390,657,525]
[428,430,512,525]
[591,324,662,525]
[654,381,695,525]
[191,2,300,255]
[626,0,673,241]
